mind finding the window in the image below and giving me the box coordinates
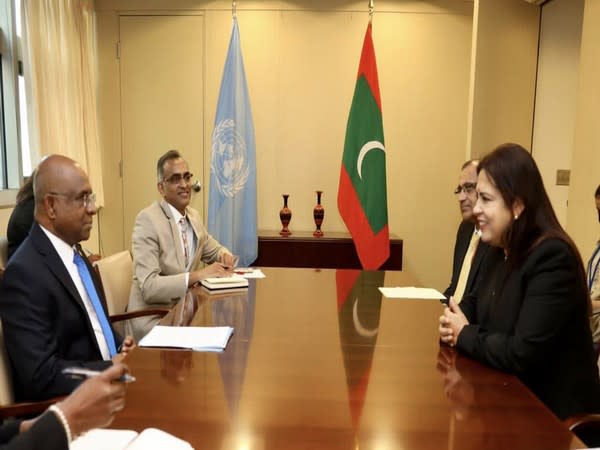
[15,0,29,177]
[0,0,26,204]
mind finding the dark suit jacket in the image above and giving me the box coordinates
[0,223,121,401]
[457,238,600,419]
[0,413,67,450]
[444,220,490,300]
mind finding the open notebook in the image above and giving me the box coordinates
[71,428,193,450]
[138,325,234,351]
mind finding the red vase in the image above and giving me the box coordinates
[313,191,324,237]
[279,194,292,236]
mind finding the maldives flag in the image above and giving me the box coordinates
[338,23,390,270]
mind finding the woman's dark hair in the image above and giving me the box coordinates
[478,144,587,291]
[16,171,35,204]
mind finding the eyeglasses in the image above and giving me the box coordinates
[163,172,194,185]
[453,183,477,196]
[49,192,97,209]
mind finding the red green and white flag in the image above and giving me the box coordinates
[338,23,390,270]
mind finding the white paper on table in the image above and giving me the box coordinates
[235,268,266,278]
[71,429,137,450]
[71,428,194,450]
[126,428,194,450]
[379,286,446,300]
[139,325,234,351]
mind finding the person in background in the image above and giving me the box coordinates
[127,150,235,340]
[0,155,135,401]
[6,172,35,261]
[444,160,490,303]
[439,143,600,420]
[0,363,128,450]
[589,184,600,345]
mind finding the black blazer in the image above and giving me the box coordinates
[0,223,121,401]
[444,221,490,299]
[0,413,67,450]
[457,238,600,419]
[6,197,34,261]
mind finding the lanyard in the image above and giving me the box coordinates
[588,242,600,291]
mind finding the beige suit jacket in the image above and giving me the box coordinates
[127,200,229,339]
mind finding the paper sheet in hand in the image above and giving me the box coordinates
[379,286,446,300]
[139,325,234,351]
[71,427,193,450]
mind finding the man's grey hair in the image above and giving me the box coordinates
[461,159,479,170]
[157,149,182,182]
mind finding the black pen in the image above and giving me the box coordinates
[62,367,136,383]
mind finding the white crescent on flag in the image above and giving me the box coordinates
[352,298,379,337]
[357,140,386,180]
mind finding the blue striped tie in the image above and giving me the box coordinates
[73,250,117,357]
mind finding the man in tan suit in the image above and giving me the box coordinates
[127,150,235,339]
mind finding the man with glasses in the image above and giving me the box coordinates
[0,155,134,401]
[443,160,489,303]
[127,150,235,340]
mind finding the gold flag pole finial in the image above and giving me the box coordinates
[369,0,374,21]
[233,0,237,18]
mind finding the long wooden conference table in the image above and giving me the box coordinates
[111,267,585,449]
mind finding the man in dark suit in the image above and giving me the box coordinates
[444,160,489,302]
[0,155,135,401]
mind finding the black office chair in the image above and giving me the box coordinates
[566,414,600,447]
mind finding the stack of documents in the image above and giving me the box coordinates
[139,325,234,352]
[71,427,193,450]
[200,275,248,291]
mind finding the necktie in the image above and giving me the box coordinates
[73,249,117,357]
[179,217,189,267]
[453,232,480,304]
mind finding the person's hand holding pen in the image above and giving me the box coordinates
[187,254,238,287]
[59,363,130,437]
[221,253,238,270]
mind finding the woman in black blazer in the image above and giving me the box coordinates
[439,143,600,420]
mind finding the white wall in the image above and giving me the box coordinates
[96,0,474,289]
[532,0,584,227]
[468,0,540,159]
[567,0,600,262]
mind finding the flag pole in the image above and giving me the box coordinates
[232,0,237,18]
[369,0,374,22]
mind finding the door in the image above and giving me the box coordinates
[119,14,204,250]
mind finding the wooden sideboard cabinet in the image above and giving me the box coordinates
[252,230,402,270]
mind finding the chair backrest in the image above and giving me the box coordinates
[93,250,133,317]
[569,415,600,447]
[0,321,15,406]
[0,237,8,271]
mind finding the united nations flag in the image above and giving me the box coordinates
[208,17,257,267]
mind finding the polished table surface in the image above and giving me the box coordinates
[112,268,585,449]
